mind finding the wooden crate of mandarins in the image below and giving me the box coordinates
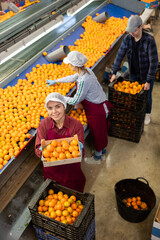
[41,135,81,167]
[28,179,95,240]
[108,77,148,112]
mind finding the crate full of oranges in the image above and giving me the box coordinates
[41,135,81,167]
[28,179,95,240]
[108,77,148,112]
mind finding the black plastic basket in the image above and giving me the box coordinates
[115,177,156,223]
[33,218,95,240]
[108,77,148,112]
[28,179,95,240]
[109,121,144,143]
[109,106,146,129]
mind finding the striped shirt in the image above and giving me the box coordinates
[112,31,159,83]
[57,68,107,105]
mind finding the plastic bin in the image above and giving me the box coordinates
[114,177,156,223]
[108,77,148,112]
[109,122,144,143]
[28,179,95,240]
[109,106,146,129]
[33,218,95,240]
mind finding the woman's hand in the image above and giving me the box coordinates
[46,80,57,86]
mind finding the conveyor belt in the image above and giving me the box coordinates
[0,0,80,44]
[0,0,138,86]
[0,0,108,85]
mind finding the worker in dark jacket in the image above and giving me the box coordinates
[110,15,158,125]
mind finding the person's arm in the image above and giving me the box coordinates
[64,76,89,105]
[57,73,79,83]
[35,119,49,158]
[46,73,79,86]
[146,37,159,85]
[111,36,128,76]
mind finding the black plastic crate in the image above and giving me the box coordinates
[108,77,148,112]
[109,122,144,143]
[110,106,146,129]
[33,218,95,240]
[28,179,95,240]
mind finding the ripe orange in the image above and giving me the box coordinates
[39,200,44,206]
[56,146,62,153]
[64,201,70,208]
[64,194,69,199]
[70,139,78,146]
[67,207,73,214]
[50,211,57,219]
[52,151,59,158]
[69,146,75,153]
[44,200,50,207]
[72,210,79,218]
[66,152,72,159]
[59,153,66,160]
[43,52,47,56]
[70,195,76,202]
[46,144,55,152]
[62,143,69,150]
[51,140,57,147]
[66,216,72,224]
[71,203,77,210]
[42,149,50,158]
[62,210,69,217]
[72,150,79,158]
[38,206,43,212]
[56,210,62,217]
[42,206,48,212]
[58,191,63,196]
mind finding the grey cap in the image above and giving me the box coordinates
[45,92,67,109]
[126,15,142,33]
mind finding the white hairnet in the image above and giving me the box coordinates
[63,51,88,67]
[45,92,67,109]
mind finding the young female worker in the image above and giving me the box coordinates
[35,92,86,193]
[46,51,112,164]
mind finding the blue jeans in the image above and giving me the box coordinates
[94,148,106,160]
[130,74,154,114]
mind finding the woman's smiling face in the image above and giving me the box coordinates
[47,101,65,122]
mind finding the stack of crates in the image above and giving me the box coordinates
[28,179,95,240]
[108,77,148,143]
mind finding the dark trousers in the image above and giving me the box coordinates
[130,74,154,114]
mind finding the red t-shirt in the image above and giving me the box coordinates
[35,115,84,158]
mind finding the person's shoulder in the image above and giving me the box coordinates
[38,117,51,127]
[143,30,154,39]
[124,33,131,41]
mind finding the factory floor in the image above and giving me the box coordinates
[1,11,160,240]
